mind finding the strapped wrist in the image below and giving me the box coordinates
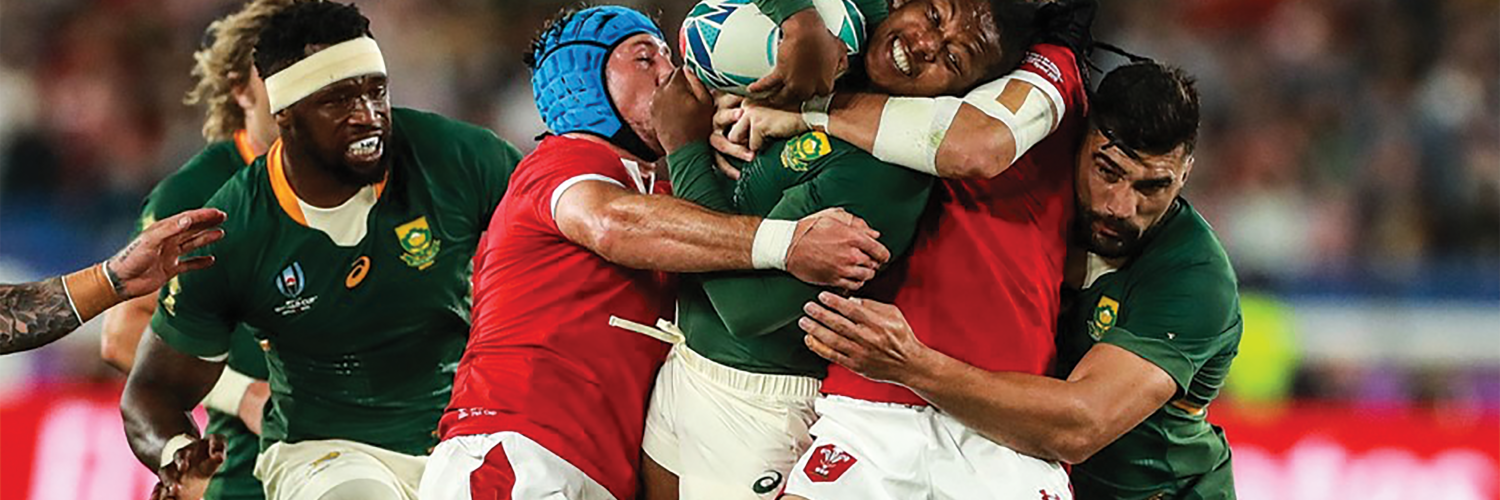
[751,219,798,270]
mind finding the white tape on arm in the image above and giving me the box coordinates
[961,73,1064,165]
[160,434,195,469]
[870,96,963,175]
[201,366,255,415]
[751,219,798,270]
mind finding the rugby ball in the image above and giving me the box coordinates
[679,0,867,95]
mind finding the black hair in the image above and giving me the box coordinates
[525,7,580,70]
[1091,61,1200,156]
[254,1,373,77]
[983,0,1042,79]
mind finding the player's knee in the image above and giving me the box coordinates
[317,478,402,500]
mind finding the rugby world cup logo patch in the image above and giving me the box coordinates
[276,262,305,298]
[803,444,857,483]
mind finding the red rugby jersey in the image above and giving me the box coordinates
[442,135,673,500]
[823,44,1088,405]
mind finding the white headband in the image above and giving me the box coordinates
[265,37,387,113]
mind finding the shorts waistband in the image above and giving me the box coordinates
[674,344,821,399]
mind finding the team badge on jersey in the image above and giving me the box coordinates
[1090,296,1120,340]
[395,217,441,270]
[781,131,832,172]
[803,444,857,483]
[273,262,318,315]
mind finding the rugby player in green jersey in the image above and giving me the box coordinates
[105,3,305,500]
[640,1,1041,498]
[798,61,1243,499]
[119,3,523,500]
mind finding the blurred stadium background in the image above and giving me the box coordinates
[0,0,1495,498]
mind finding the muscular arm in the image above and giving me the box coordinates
[821,88,1043,179]
[102,295,156,371]
[801,294,1177,464]
[121,331,224,469]
[555,180,760,272]
[900,343,1176,463]
[0,278,83,355]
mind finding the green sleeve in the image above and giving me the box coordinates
[756,0,887,30]
[755,0,815,25]
[149,194,242,359]
[667,141,736,212]
[1102,264,1242,396]
[136,144,238,235]
[469,129,524,225]
[702,153,933,337]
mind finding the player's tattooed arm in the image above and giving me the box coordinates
[0,278,83,355]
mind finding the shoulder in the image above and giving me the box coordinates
[520,136,628,180]
[144,141,245,217]
[1127,201,1239,313]
[394,107,503,147]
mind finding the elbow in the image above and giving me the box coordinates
[583,204,644,264]
[1046,397,1110,465]
[100,334,133,372]
[939,121,1019,179]
[942,140,1014,179]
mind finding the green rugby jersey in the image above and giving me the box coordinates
[756,0,888,28]
[1057,198,1242,499]
[151,108,521,456]
[667,132,931,377]
[137,130,266,500]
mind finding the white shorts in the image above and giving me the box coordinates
[784,396,1072,500]
[418,432,615,500]
[641,344,821,500]
[254,438,425,500]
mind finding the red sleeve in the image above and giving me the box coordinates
[524,140,633,232]
[1017,43,1088,122]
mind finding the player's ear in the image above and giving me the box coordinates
[229,74,256,112]
[273,108,293,131]
[1180,154,1194,185]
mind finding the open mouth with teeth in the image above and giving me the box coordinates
[346,136,383,162]
[892,37,913,76]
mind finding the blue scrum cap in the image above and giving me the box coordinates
[529,6,665,161]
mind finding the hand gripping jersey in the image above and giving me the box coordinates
[821,44,1088,405]
[443,135,674,500]
[137,130,267,500]
[152,108,522,457]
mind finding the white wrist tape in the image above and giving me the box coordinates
[160,434,196,469]
[265,37,387,113]
[801,94,833,131]
[201,366,255,415]
[961,72,1064,166]
[751,219,798,270]
[871,96,964,175]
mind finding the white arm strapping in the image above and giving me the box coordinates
[870,96,964,175]
[160,433,195,469]
[201,366,255,415]
[960,72,1065,166]
[751,219,798,270]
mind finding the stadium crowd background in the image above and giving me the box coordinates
[0,0,1495,498]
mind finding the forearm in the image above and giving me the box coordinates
[590,195,760,272]
[703,271,819,337]
[101,294,156,372]
[667,141,737,212]
[0,278,83,354]
[121,334,222,470]
[824,95,1026,179]
[902,350,1097,463]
